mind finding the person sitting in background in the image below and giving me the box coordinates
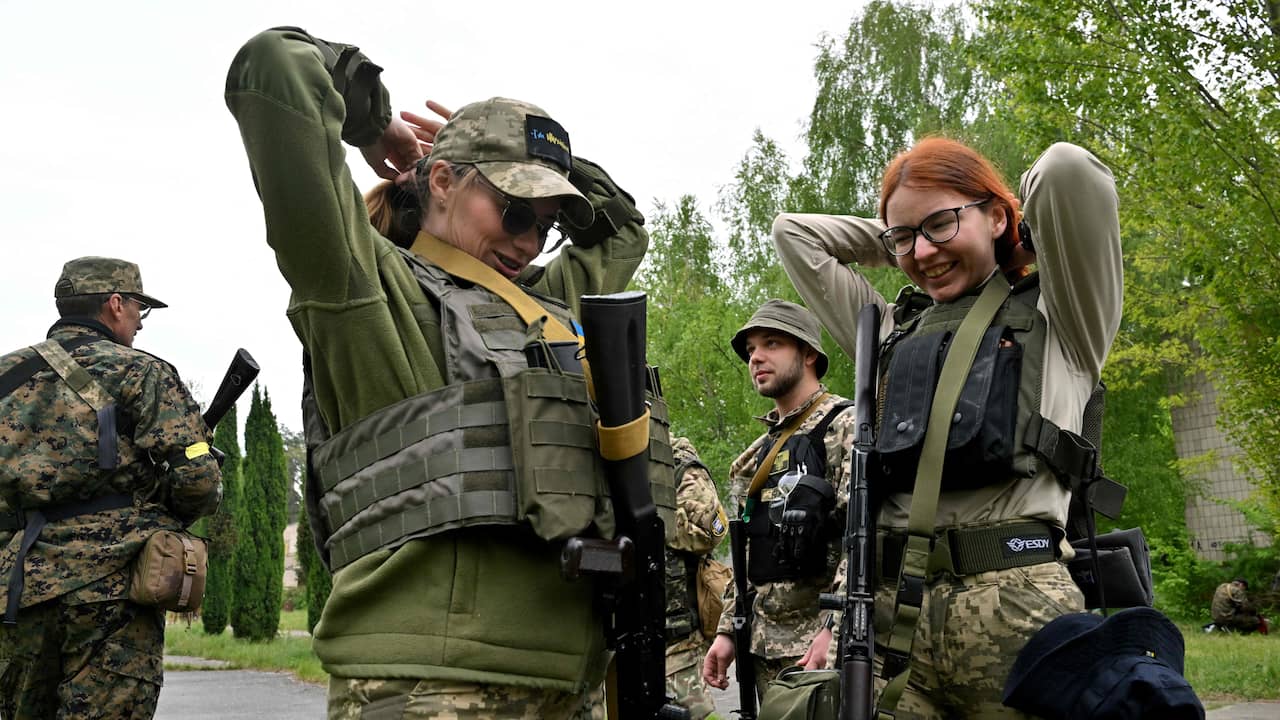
[1211,578,1268,634]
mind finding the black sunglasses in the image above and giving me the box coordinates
[478,176,558,243]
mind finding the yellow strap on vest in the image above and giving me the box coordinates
[597,410,651,461]
[411,232,581,345]
[746,392,830,498]
[184,442,211,460]
[31,340,113,412]
[410,231,594,395]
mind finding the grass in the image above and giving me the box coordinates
[1181,623,1280,705]
[163,610,326,685]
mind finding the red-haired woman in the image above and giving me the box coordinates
[773,140,1122,718]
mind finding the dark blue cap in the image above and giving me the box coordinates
[1003,607,1205,719]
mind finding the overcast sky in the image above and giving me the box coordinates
[0,0,862,436]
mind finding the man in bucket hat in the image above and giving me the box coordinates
[1003,606,1205,719]
[703,300,857,695]
[0,257,221,718]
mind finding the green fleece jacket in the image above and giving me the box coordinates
[225,27,647,690]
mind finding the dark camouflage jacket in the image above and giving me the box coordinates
[0,321,221,607]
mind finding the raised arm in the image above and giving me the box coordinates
[224,27,401,304]
[772,213,893,360]
[1019,143,1122,380]
[522,156,648,314]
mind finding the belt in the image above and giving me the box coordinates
[878,520,1061,581]
[2,493,134,626]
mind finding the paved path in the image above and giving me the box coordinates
[157,660,325,720]
[157,657,1275,719]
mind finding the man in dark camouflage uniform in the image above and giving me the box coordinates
[0,257,222,719]
[703,300,857,690]
[1211,578,1266,634]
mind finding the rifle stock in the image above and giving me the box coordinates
[579,291,687,720]
[728,518,758,719]
[820,304,880,720]
[203,348,259,430]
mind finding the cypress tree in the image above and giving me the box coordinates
[296,501,331,634]
[230,385,288,641]
[201,403,241,635]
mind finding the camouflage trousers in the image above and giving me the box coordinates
[328,677,605,720]
[0,597,164,720]
[867,560,1084,720]
[665,640,715,720]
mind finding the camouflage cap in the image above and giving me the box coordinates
[54,256,168,308]
[731,299,828,379]
[429,97,593,227]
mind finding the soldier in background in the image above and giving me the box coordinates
[664,437,729,718]
[1211,578,1268,634]
[0,257,222,719]
[702,300,857,689]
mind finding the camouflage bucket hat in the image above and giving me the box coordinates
[428,97,593,227]
[54,256,168,308]
[731,299,829,379]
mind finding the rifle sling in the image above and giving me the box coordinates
[878,277,1010,717]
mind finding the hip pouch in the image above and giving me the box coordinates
[759,666,840,720]
[129,530,207,613]
[1068,527,1154,609]
[874,325,1021,490]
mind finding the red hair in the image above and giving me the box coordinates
[879,137,1027,277]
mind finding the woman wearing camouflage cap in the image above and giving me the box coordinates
[227,26,654,719]
[772,139,1122,719]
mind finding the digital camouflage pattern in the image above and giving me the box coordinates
[0,323,221,609]
[425,97,592,227]
[669,436,728,556]
[664,436,726,719]
[328,677,605,719]
[665,644,716,720]
[0,590,164,720]
[715,388,856,660]
[857,562,1084,720]
[1211,581,1261,631]
[53,256,168,308]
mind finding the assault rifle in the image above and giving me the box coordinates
[819,304,880,720]
[565,291,688,720]
[203,348,259,430]
[728,518,758,719]
[203,349,259,465]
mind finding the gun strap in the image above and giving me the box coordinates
[879,277,1009,717]
[409,231,593,392]
[742,392,830,522]
[27,339,120,472]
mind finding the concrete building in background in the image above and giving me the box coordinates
[1172,372,1270,562]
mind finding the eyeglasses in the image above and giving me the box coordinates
[879,198,992,257]
[477,175,558,244]
[126,295,151,320]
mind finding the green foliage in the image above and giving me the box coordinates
[201,403,240,635]
[795,0,1032,218]
[977,0,1280,523]
[634,196,759,490]
[296,502,331,634]
[230,385,288,641]
[1182,621,1280,701]
[164,622,325,684]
